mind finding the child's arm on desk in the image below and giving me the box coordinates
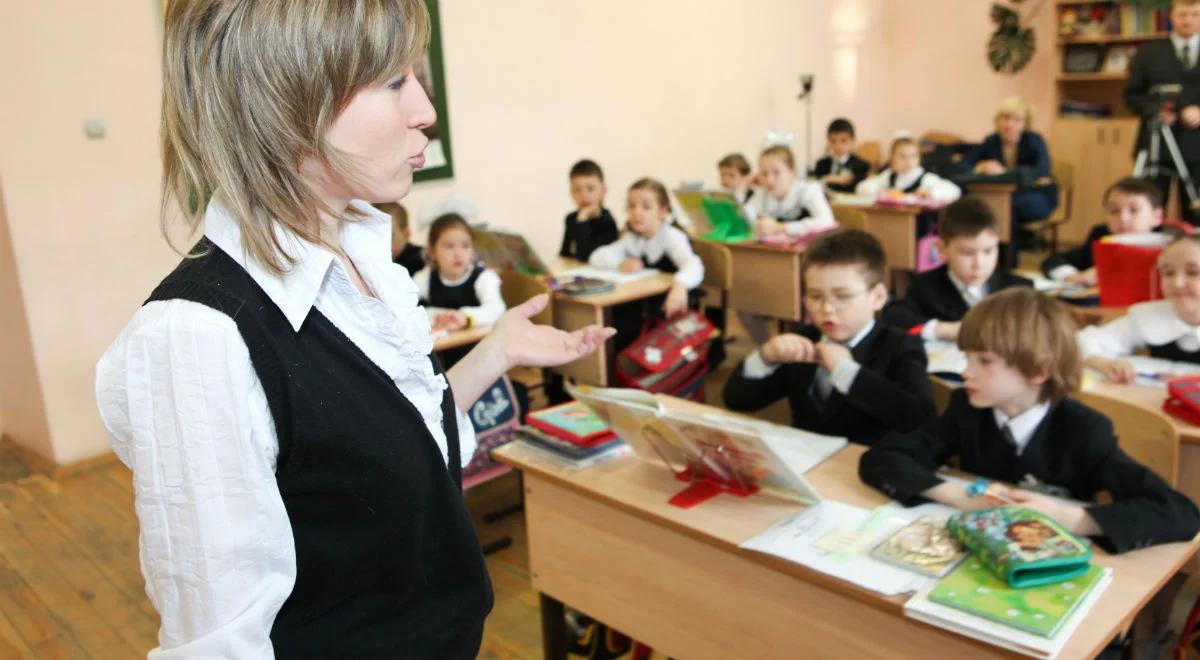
[587,235,633,271]
[858,399,964,504]
[1078,316,1142,384]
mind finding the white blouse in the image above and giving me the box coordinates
[743,179,836,236]
[95,199,476,660]
[412,265,506,326]
[855,167,962,203]
[588,224,705,289]
[1077,299,1200,357]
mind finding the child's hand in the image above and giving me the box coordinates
[822,173,853,186]
[1064,268,1098,287]
[756,216,784,235]
[618,258,645,273]
[935,320,961,341]
[881,188,905,201]
[761,333,817,365]
[1006,489,1100,536]
[974,160,1006,175]
[914,189,932,200]
[814,341,852,372]
[662,282,688,317]
[577,205,600,221]
[433,310,468,332]
[1087,357,1137,384]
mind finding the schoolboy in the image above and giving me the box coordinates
[560,159,619,261]
[811,118,871,193]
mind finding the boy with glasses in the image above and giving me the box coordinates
[723,230,934,445]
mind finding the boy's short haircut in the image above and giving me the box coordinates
[375,202,408,232]
[1103,176,1163,209]
[718,153,752,176]
[939,196,999,243]
[569,159,604,181]
[801,229,887,288]
[958,287,1081,403]
[827,118,856,138]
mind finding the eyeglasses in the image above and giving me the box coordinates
[804,289,869,310]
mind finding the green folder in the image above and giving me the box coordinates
[947,507,1091,589]
[699,198,753,243]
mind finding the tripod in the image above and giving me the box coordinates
[1133,111,1200,214]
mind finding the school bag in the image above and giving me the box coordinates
[614,311,717,402]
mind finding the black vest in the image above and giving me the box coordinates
[425,263,484,309]
[1148,340,1200,364]
[145,240,493,659]
[889,170,928,193]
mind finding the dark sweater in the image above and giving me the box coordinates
[722,322,934,445]
[882,264,1033,331]
[560,208,619,261]
[859,388,1200,553]
[147,239,493,659]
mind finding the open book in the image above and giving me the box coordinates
[566,384,846,503]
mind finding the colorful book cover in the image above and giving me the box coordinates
[514,425,623,462]
[870,515,967,578]
[929,559,1106,638]
[525,401,614,446]
[948,508,1091,589]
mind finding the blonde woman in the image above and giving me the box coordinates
[94,1,612,657]
[961,97,1059,262]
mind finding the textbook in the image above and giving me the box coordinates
[905,562,1112,658]
[513,425,625,464]
[672,189,754,243]
[870,515,967,578]
[525,400,615,447]
[565,383,846,503]
[948,508,1091,588]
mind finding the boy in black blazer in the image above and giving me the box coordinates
[1041,177,1166,284]
[378,201,426,276]
[883,196,1031,341]
[560,159,619,262]
[860,288,1199,552]
[811,118,871,193]
[723,230,934,445]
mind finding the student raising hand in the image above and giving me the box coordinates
[760,333,818,365]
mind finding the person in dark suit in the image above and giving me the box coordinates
[883,196,1032,341]
[722,229,934,445]
[811,118,872,193]
[860,288,1200,553]
[1124,0,1200,225]
[960,97,1058,263]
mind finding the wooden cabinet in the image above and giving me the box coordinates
[1050,117,1139,244]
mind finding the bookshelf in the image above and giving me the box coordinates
[1051,1,1166,242]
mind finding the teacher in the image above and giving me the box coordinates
[94,1,612,658]
[960,97,1059,261]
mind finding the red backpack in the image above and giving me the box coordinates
[614,311,717,401]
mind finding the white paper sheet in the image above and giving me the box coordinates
[925,340,967,376]
[739,501,957,596]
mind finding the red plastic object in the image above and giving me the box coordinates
[666,467,760,509]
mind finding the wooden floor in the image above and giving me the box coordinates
[2,246,1198,659]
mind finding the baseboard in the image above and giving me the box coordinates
[1,436,121,479]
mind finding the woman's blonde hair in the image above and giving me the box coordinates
[995,96,1033,128]
[161,0,430,276]
[958,288,1081,403]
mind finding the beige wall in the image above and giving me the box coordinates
[0,0,1055,466]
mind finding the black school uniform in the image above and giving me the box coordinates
[882,265,1033,331]
[393,243,425,276]
[812,153,871,193]
[722,322,934,445]
[421,262,485,368]
[559,208,619,261]
[859,388,1200,553]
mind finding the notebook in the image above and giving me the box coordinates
[870,515,967,578]
[525,400,615,447]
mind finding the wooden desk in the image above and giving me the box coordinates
[549,268,675,386]
[495,436,1199,659]
[432,324,491,352]
[966,183,1015,244]
[722,240,805,321]
[854,204,923,273]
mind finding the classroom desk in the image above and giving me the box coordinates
[722,239,806,321]
[853,204,924,273]
[494,426,1200,659]
[965,183,1016,244]
[548,263,675,386]
[432,324,491,352]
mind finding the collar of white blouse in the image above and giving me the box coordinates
[203,198,397,332]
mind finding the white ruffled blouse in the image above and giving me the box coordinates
[95,199,475,659]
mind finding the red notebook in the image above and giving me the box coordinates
[525,401,616,447]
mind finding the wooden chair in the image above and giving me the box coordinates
[832,205,868,231]
[1073,389,1179,487]
[856,141,882,173]
[920,131,966,147]
[498,270,553,326]
[692,240,733,336]
[1023,161,1075,254]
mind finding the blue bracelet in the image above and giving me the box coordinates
[966,477,991,498]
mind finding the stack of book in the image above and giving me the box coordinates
[515,401,627,468]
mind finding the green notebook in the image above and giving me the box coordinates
[929,559,1106,638]
[948,507,1091,588]
[699,198,753,243]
